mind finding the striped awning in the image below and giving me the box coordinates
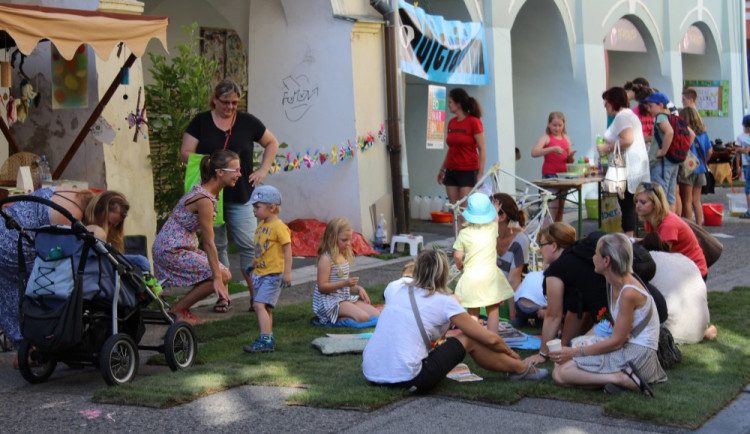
[0,2,168,60]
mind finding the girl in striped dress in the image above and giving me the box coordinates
[312,217,380,324]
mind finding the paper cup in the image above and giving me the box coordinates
[547,339,562,352]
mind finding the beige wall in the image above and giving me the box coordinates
[95,46,157,259]
[352,21,389,239]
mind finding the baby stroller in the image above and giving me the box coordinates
[0,194,198,386]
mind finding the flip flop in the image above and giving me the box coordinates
[623,361,654,398]
[214,297,231,313]
[603,383,625,395]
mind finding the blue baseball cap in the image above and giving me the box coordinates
[644,92,669,106]
[742,114,750,127]
[250,185,282,205]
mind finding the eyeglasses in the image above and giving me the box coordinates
[217,99,239,106]
[218,168,241,174]
[538,242,552,247]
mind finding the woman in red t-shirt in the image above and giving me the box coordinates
[531,111,574,222]
[437,88,486,206]
[634,182,708,278]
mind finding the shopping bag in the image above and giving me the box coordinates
[600,194,622,233]
[602,142,627,199]
[184,153,224,225]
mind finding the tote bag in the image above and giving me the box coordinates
[679,151,700,178]
[184,153,225,225]
[602,142,627,199]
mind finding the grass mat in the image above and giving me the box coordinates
[93,286,750,428]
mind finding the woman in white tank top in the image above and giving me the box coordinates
[547,233,666,397]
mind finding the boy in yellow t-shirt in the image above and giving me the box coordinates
[243,185,292,353]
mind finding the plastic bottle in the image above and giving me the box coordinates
[411,195,422,220]
[37,155,52,187]
[431,195,444,213]
[378,213,388,246]
[596,135,608,172]
[374,224,385,250]
[420,195,432,220]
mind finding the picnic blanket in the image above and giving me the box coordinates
[311,333,372,355]
[311,316,378,328]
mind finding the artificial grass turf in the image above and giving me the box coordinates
[93,286,750,428]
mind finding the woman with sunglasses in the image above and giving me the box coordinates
[153,150,241,325]
[181,79,280,307]
[549,233,666,397]
[634,182,708,279]
[524,223,609,366]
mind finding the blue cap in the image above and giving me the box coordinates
[644,92,669,106]
[250,185,282,205]
[461,193,496,225]
[742,114,750,127]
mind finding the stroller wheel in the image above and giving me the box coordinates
[18,341,57,384]
[100,333,139,386]
[164,321,197,371]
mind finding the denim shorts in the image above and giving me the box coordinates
[650,159,679,204]
[252,273,282,307]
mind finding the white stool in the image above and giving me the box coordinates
[390,234,424,256]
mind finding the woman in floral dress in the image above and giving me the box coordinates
[153,150,241,325]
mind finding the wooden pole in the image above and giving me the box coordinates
[53,53,137,179]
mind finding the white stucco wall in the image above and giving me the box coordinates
[247,0,366,232]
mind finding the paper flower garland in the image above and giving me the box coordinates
[268,124,386,174]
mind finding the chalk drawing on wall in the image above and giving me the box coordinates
[281,75,318,122]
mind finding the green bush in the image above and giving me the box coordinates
[146,23,219,226]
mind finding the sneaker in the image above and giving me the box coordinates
[243,337,275,353]
[740,211,750,219]
[509,364,549,381]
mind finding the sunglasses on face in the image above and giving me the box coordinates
[218,168,241,174]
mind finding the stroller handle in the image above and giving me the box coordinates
[0,194,89,235]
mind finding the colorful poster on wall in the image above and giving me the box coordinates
[426,85,446,149]
[398,2,489,85]
[684,80,729,117]
[51,44,88,109]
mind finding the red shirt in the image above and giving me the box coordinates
[446,115,483,171]
[645,212,708,276]
[542,134,570,175]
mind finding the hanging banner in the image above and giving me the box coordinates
[398,2,489,85]
[51,44,89,109]
[426,85,446,149]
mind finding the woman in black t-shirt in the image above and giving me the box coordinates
[181,80,280,306]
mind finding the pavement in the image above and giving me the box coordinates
[1,186,749,433]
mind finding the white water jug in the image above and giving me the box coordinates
[411,194,422,220]
[419,195,433,220]
[431,195,444,213]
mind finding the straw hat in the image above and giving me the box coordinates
[462,193,496,225]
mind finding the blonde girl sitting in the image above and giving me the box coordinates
[312,217,380,324]
[453,193,515,334]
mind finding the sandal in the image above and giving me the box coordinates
[214,297,231,313]
[623,361,654,397]
[170,309,206,326]
[509,363,549,381]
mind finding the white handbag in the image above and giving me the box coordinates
[602,141,627,199]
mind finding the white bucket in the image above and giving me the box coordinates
[727,193,747,216]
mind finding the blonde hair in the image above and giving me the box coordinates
[317,217,354,265]
[84,191,129,253]
[401,261,415,278]
[634,183,670,226]
[679,106,706,135]
[412,250,451,296]
[545,111,567,135]
[537,221,576,249]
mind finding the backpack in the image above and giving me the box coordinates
[656,325,682,369]
[663,114,692,164]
